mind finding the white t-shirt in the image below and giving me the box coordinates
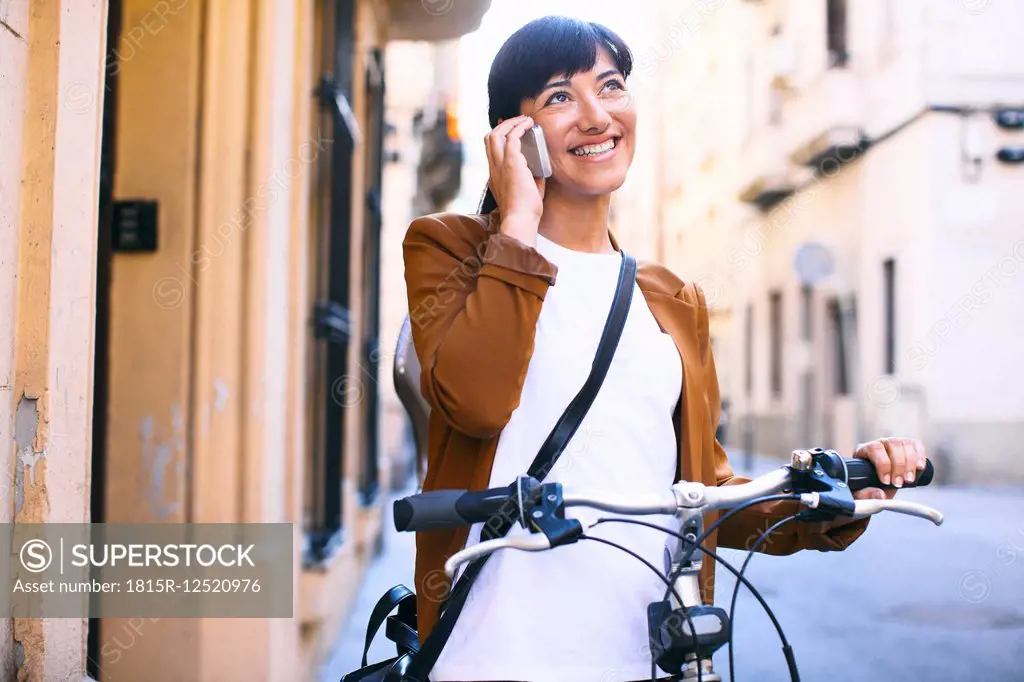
[431,233,684,682]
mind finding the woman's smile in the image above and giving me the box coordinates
[569,135,621,162]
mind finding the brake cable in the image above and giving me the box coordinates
[727,514,802,682]
[591,517,801,682]
[577,533,704,682]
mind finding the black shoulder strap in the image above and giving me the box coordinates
[405,250,637,682]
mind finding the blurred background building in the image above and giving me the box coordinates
[615,0,1024,486]
[1,0,485,680]
[378,38,463,492]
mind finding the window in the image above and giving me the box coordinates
[359,48,386,507]
[744,304,753,397]
[827,298,849,396]
[768,24,785,125]
[768,85,783,126]
[742,55,755,142]
[769,290,783,397]
[883,258,896,374]
[827,0,849,68]
[304,0,358,567]
[801,284,813,342]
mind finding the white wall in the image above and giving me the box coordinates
[925,0,1024,105]
[927,114,1024,423]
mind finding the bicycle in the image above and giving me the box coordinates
[393,447,943,681]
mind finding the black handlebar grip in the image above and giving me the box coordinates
[393,486,515,532]
[817,456,935,492]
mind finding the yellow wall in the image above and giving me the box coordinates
[1,0,109,678]
[3,0,487,677]
[101,0,203,677]
[99,0,390,679]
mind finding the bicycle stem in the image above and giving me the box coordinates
[664,507,723,682]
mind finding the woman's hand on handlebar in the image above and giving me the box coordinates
[484,115,546,244]
[827,436,928,530]
[855,436,928,490]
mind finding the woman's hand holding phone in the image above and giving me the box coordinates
[484,115,546,247]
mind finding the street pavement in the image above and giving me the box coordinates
[319,454,1024,682]
[319,482,418,682]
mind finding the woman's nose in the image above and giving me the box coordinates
[575,94,614,132]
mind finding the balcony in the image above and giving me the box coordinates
[386,0,491,42]
[737,125,803,212]
[785,68,868,169]
[790,125,867,169]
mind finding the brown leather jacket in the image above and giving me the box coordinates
[403,210,869,643]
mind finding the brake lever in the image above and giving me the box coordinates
[444,535,552,579]
[851,498,944,525]
[798,493,944,526]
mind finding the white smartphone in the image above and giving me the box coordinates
[520,125,553,178]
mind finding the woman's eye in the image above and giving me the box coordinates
[603,79,626,92]
[546,91,570,106]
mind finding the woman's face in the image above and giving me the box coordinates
[519,47,637,198]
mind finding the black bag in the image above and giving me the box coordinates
[342,249,638,682]
[340,585,419,681]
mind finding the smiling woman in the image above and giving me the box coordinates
[400,14,921,682]
[479,17,636,220]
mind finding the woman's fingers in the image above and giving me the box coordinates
[901,438,926,482]
[484,126,495,168]
[502,117,535,163]
[897,438,918,483]
[852,486,890,501]
[486,115,529,160]
[484,122,506,168]
[911,438,927,470]
[485,115,534,202]
[854,436,929,489]
[855,440,892,486]
[884,437,910,487]
[830,485,894,531]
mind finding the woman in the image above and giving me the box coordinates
[403,16,926,682]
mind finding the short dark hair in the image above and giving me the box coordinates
[479,16,634,214]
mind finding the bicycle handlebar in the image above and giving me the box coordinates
[817,452,935,490]
[393,486,516,532]
[437,492,944,580]
[394,452,944,682]
[394,456,938,533]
